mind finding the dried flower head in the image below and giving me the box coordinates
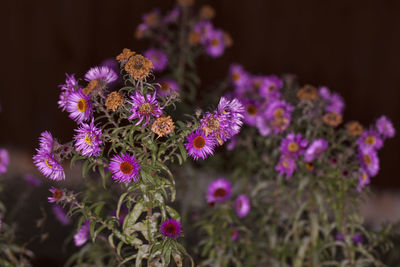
[125,54,154,80]
[105,92,123,111]
[297,84,318,101]
[347,121,363,137]
[177,0,194,7]
[223,32,233,47]
[188,31,201,45]
[116,48,135,64]
[323,112,342,127]
[151,116,175,137]
[143,10,160,27]
[82,79,99,95]
[199,5,215,20]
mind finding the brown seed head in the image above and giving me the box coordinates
[116,48,135,64]
[177,0,194,7]
[346,121,363,137]
[188,31,201,45]
[144,12,160,27]
[199,5,215,20]
[323,112,343,127]
[124,54,154,80]
[297,84,318,101]
[151,116,175,137]
[223,32,233,47]
[82,79,99,95]
[105,92,123,111]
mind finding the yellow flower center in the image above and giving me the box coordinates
[365,135,376,146]
[45,159,53,169]
[139,103,153,115]
[288,142,299,153]
[232,73,240,81]
[193,136,206,149]
[84,135,93,146]
[282,160,290,168]
[211,38,219,47]
[77,99,87,112]
[362,173,368,181]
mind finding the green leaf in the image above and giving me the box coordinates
[123,201,144,235]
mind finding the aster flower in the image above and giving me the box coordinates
[135,23,150,39]
[235,194,250,218]
[163,6,180,24]
[356,168,370,192]
[52,205,71,226]
[116,48,135,65]
[297,84,318,101]
[323,112,342,127]
[232,99,258,127]
[151,116,175,137]
[280,133,308,158]
[356,129,383,151]
[66,89,93,124]
[48,186,63,203]
[358,147,380,177]
[160,219,183,239]
[335,233,344,242]
[127,91,163,126]
[259,76,283,101]
[74,220,90,246]
[229,64,249,88]
[58,73,79,111]
[193,21,214,43]
[144,48,168,72]
[275,155,297,179]
[157,79,179,97]
[125,54,154,80]
[264,99,293,134]
[231,229,240,241]
[217,97,245,137]
[24,173,42,187]
[304,138,329,162]
[200,5,215,20]
[255,116,272,137]
[200,112,230,145]
[73,120,102,157]
[318,86,345,115]
[38,131,54,153]
[352,234,363,245]
[0,149,9,175]
[376,116,395,139]
[109,153,141,183]
[346,121,364,137]
[84,66,118,85]
[105,92,123,111]
[185,129,216,160]
[142,9,161,28]
[206,178,232,204]
[33,151,65,181]
[205,29,226,58]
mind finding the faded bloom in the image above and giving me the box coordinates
[0,149,9,175]
[235,194,250,218]
[82,80,99,95]
[297,84,318,101]
[142,9,161,27]
[160,219,183,239]
[188,31,202,45]
[376,116,395,139]
[116,48,135,65]
[33,151,65,181]
[323,112,342,127]
[207,178,232,204]
[105,92,123,111]
[356,129,383,151]
[144,48,168,72]
[304,138,329,162]
[223,32,233,47]
[346,121,364,137]
[73,119,102,157]
[74,220,90,246]
[280,133,308,158]
[125,54,154,80]
[109,153,141,183]
[127,91,163,126]
[275,155,296,179]
[199,5,215,20]
[151,116,175,137]
[157,79,179,97]
[47,186,63,203]
[185,129,216,160]
[66,89,93,124]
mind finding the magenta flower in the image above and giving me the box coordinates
[357,129,383,151]
[259,75,283,101]
[163,6,180,24]
[73,119,102,157]
[47,186,63,203]
[157,78,179,97]
[38,131,54,153]
[304,138,329,162]
[127,91,163,126]
[66,89,93,124]
[280,133,308,158]
[0,149,9,175]
[33,151,65,181]
[356,168,370,192]
[231,229,240,241]
[318,86,345,115]
[235,194,250,218]
[109,153,141,183]
[160,219,183,239]
[74,220,90,246]
[263,99,293,134]
[193,21,214,43]
[205,29,226,58]
[207,178,232,204]
[376,116,395,139]
[226,136,238,151]
[275,155,297,179]
[185,129,216,160]
[229,64,249,88]
[144,48,168,72]
[358,148,380,177]
[84,66,118,85]
[352,234,363,245]
[58,73,79,111]
[52,205,71,226]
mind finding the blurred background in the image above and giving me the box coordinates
[1,0,400,265]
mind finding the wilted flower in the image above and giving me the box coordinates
[142,9,161,27]
[185,129,216,160]
[160,219,183,239]
[235,195,250,218]
[346,121,364,137]
[105,92,123,111]
[304,138,328,162]
[73,119,102,157]
[144,48,168,72]
[376,116,395,139]
[323,112,342,127]
[188,31,202,45]
[297,84,318,101]
[127,92,163,126]
[109,153,141,183]
[152,116,175,137]
[125,54,154,80]
[207,178,232,204]
[116,48,135,65]
[199,5,215,20]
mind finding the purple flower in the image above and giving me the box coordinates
[205,29,226,58]
[356,129,383,151]
[163,6,180,24]
[144,48,168,72]
[352,234,363,245]
[24,173,42,187]
[109,153,141,183]
[74,220,90,246]
[217,97,245,137]
[33,151,65,181]
[259,75,283,102]
[229,64,249,88]
[207,178,232,204]
[336,233,344,242]
[275,155,297,179]
[358,148,379,177]
[255,115,272,137]
[280,133,308,158]
[185,129,216,160]
[66,89,93,124]
[157,78,179,97]
[58,74,79,111]
[235,195,250,218]
[85,66,118,85]
[48,186,63,203]
[243,100,260,126]
[38,131,54,153]
[356,168,370,192]
[318,86,345,115]
[160,219,183,239]
[127,92,163,126]
[231,229,240,241]
[200,112,230,145]
[52,205,71,226]
[304,138,329,162]
[263,99,293,134]
[193,21,214,43]
[0,149,9,175]
[376,116,395,139]
[73,119,102,157]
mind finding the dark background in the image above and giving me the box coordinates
[1,0,399,188]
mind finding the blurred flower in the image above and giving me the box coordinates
[322,112,342,127]
[358,148,379,177]
[74,220,90,246]
[235,195,250,218]
[144,48,168,72]
[109,153,141,183]
[376,116,395,139]
[128,92,163,126]
[280,133,308,158]
[177,0,194,7]
[259,76,283,102]
[297,84,318,101]
[33,151,65,181]
[352,234,363,245]
[193,21,214,44]
[335,233,344,241]
[275,155,296,179]
[205,29,225,58]
[207,178,232,204]
[346,121,363,137]
[157,79,179,97]
[231,229,240,241]
[229,64,249,88]
[356,168,370,192]
[264,100,293,134]
[185,129,216,160]
[163,6,180,24]
[0,149,9,175]
[142,9,161,28]
[66,89,93,124]
[188,31,202,45]
[73,119,102,157]
[243,100,260,126]
[160,219,183,239]
[304,138,328,162]
[52,205,71,226]
[24,174,42,187]
[199,5,215,20]
[124,54,154,80]
[356,129,383,151]
[319,86,345,115]
[105,92,123,111]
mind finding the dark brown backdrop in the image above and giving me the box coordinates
[1,0,399,187]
